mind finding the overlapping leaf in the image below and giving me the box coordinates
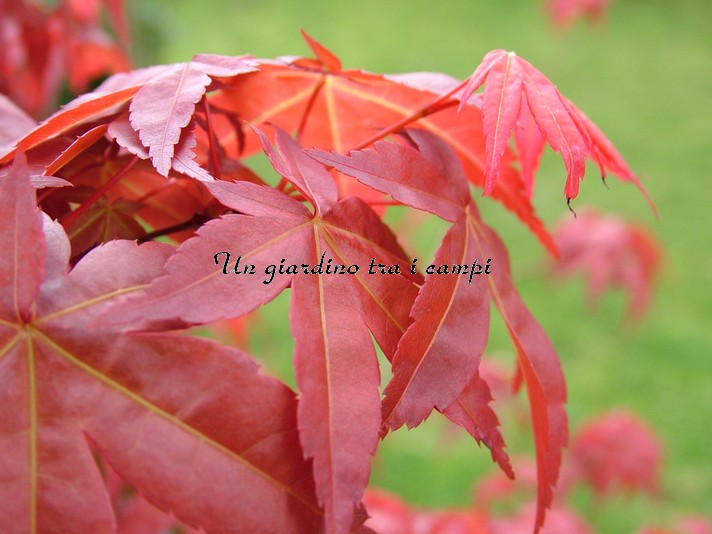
[308,130,566,532]
[101,128,419,533]
[0,56,258,259]
[128,56,257,176]
[0,55,256,177]
[208,33,555,251]
[0,155,323,532]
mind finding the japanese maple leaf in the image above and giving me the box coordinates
[0,54,257,180]
[0,154,323,532]
[0,56,257,258]
[459,49,653,209]
[100,127,419,534]
[551,210,662,321]
[207,32,555,252]
[126,55,257,176]
[18,126,211,260]
[308,129,566,533]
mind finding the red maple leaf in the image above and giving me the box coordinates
[0,56,258,261]
[308,129,566,532]
[459,48,654,211]
[0,154,323,532]
[206,32,556,252]
[99,127,420,533]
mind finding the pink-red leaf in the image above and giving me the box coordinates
[170,122,215,182]
[514,92,545,198]
[480,51,523,195]
[308,139,466,222]
[320,196,419,360]
[128,63,214,176]
[0,163,322,532]
[460,49,653,208]
[470,213,567,533]
[522,63,588,200]
[127,57,256,176]
[441,373,513,478]
[258,126,338,214]
[291,242,381,534]
[381,218,490,432]
[0,152,46,321]
[99,211,313,329]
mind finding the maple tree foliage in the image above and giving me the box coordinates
[0,29,658,533]
[0,155,323,532]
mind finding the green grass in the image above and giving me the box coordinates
[128,0,712,530]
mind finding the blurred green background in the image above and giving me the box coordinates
[127,0,711,531]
